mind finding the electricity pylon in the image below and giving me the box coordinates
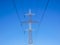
[21,9,39,45]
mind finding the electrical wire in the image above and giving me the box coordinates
[12,0,21,23]
[40,0,49,24]
[36,0,50,35]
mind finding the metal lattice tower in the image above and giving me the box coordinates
[21,9,39,45]
[12,0,49,45]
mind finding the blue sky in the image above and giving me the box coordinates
[0,0,60,45]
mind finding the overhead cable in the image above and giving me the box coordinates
[12,0,21,23]
[40,0,49,24]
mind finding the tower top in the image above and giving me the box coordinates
[21,9,39,24]
[25,9,35,16]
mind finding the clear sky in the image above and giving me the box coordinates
[0,0,60,45]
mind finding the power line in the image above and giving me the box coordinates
[36,0,50,35]
[12,0,21,23]
[40,0,49,24]
[12,0,27,35]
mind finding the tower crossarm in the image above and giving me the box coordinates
[21,21,39,24]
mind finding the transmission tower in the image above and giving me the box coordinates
[12,0,49,45]
[21,9,39,45]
